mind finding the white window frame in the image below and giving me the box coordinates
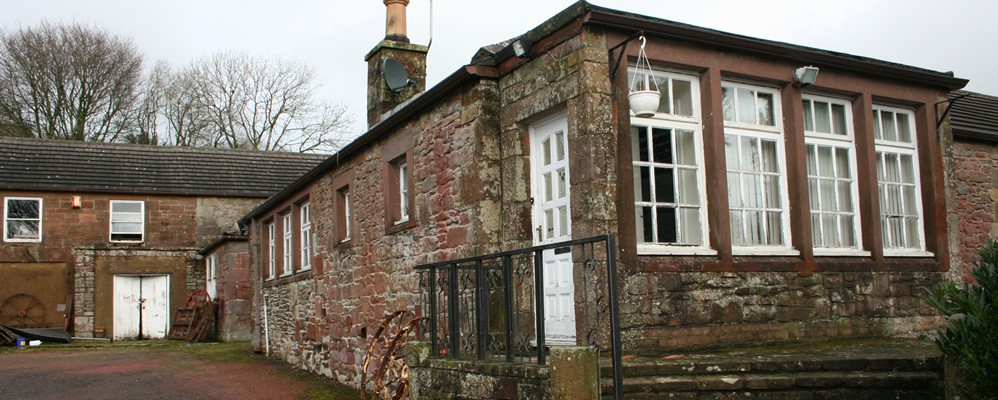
[629,70,714,255]
[873,105,931,257]
[722,82,796,256]
[4,197,42,242]
[802,94,867,256]
[300,202,311,271]
[205,252,218,299]
[281,213,293,276]
[109,200,145,243]
[341,188,351,243]
[397,161,409,224]
[267,223,276,280]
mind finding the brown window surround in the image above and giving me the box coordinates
[383,133,416,234]
[332,170,354,248]
[621,70,944,273]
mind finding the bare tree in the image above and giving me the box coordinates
[127,60,169,145]
[0,22,142,142]
[167,51,352,153]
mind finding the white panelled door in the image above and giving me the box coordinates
[113,275,170,340]
[530,113,576,345]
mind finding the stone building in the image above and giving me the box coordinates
[0,137,324,340]
[944,90,998,281]
[243,1,973,397]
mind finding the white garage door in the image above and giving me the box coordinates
[113,275,170,340]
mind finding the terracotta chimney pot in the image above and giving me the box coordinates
[384,0,410,42]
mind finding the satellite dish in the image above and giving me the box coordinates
[383,57,413,92]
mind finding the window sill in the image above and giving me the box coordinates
[335,238,354,250]
[731,247,800,257]
[386,217,416,235]
[263,269,313,287]
[637,245,717,256]
[300,267,311,273]
[883,249,935,258]
[813,249,871,257]
[279,272,293,278]
[3,238,42,243]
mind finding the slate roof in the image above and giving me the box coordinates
[0,137,327,197]
[950,90,998,143]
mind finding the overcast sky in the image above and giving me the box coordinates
[3,0,995,135]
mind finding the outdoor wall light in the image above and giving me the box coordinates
[794,66,820,87]
[512,38,533,58]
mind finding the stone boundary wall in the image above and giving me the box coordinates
[406,343,599,400]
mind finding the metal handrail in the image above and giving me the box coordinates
[414,234,623,399]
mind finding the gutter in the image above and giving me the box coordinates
[200,234,249,255]
[582,3,968,91]
[239,65,497,225]
[0,186,277,199]
[481,2,967,91]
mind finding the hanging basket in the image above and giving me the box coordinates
[628,35,660,118]
[629,90,661,118]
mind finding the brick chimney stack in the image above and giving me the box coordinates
[365,0,428,127]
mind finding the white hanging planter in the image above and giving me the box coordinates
[628,35,661,118]
[629,90,660,118]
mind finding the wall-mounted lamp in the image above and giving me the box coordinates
[71,195,82,209]
[794,66,819,87]
[512,38,533,58]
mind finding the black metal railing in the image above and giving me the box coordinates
[414,234,623,399]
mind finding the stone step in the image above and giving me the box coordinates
[602,388,940,400]
[597,339,944,399]
[600,370,942,394]
[601,352,942,378]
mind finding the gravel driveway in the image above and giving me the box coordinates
[0,341,359,400]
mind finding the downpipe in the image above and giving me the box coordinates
[263,293,271,357]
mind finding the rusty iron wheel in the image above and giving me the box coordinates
[0,293,45,327]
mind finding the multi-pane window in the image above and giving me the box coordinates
[300,203,311,271]
[535,124,570,241]
[874,106,925,252]
[397,161,409,223]
[802,95,862,252]
[722,82,791,250]
[267,223,276,279]
[628,70,707,252]
[628,69,696,117]
[110,200,144,242]
[4,197,42,242]
[282,214,293,275]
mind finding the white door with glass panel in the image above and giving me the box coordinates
[530,113,575,345]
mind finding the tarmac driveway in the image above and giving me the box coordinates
[0,341,359,400]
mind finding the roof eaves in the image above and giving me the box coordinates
[239,65,497,225]
[0,184,276,198]
[582,3,968,91]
